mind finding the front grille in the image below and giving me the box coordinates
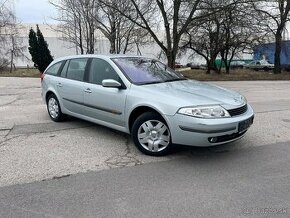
[228,104,248,117]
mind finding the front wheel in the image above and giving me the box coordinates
[131,112,172,156]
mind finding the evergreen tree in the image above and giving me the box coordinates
[36,25,53,72]
[28,25,53,73]
[28,28,39,69]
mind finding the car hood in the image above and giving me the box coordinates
[138,80,245,109]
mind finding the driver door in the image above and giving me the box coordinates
[83,58,128,127]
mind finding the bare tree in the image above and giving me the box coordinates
[0,0,26,72]
[95,0,150,54]
[50,0,98,54]
[253,0,290,74]
[51,0,150,55]
[0,0,15,70]
[95,1,126,54]
[79,0,97,54]
[219,1,267,74]
[8,27,26,72]
[100,0,202,67]
[183,0,267,74]
[182,0,226,73]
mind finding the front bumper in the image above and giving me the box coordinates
[165,104,254,147]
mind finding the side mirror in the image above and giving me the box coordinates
[102,79,122,88]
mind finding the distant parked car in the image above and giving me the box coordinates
[42,55,254,156]
[230,61,246,69]
[245,60,274,71]
[174,62,183,69]
[186,62,201,69]
[186,62,194,67]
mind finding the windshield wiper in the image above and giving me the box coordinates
[139,81,163,85]
[164,78,187,83]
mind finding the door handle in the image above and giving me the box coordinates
[57,82,63,87]
[84,88,92,93]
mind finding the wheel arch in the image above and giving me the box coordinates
[45,89,67,114]
[128,105,169,133]
[45,90,57,103]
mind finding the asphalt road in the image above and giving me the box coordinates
[0,141,289,218]
[0,78,290,217]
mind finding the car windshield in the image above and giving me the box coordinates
[112,57,186,85]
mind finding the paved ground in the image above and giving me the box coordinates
[0,78,289,217]
[0,78,290,187]
[0,141,289,218]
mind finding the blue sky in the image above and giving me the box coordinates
[15,0,58,24]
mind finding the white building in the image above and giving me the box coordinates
[13,23,173,67]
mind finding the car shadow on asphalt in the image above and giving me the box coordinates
[171,142,238,157]
[64,115,247,158]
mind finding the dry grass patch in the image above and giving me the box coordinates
[181,69,290,81]
[0,68,40,78]
[1,67,290,81]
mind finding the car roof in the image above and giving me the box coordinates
[45,54,160,72]
[52,54,148,63]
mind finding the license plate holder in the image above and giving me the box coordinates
[238,116,254,132]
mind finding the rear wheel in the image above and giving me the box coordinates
[132,112,172,156]
[47,94,64,122]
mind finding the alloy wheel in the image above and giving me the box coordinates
[48,97,59,119]
[137,120,170,153]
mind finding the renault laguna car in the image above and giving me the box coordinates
[41,55,254,156]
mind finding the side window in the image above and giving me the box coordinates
[60,60,69,78]
[89,58,120,85]
[66,58,88,81]
[45,62,63,76]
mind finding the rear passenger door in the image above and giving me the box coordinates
[83,58,128,127]
[57,58,88,115]
[44,60,64,87]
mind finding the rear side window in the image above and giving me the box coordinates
[89,58,120,85]
[66,58,88,81]
[45,61,63,76]
[60,60,69,78]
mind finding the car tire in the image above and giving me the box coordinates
[131,112,172,156]
[263,67,269,71]
[46,94,64,122]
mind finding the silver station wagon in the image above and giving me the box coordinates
[41,55,254,156]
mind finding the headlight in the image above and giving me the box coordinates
[178,105,230,118]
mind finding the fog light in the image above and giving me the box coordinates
[209,137,218,143]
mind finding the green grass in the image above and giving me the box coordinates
[0,68,40,78]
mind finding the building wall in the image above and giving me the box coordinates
[12,23,201,67]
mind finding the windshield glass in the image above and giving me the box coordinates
[112,57,186,85]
